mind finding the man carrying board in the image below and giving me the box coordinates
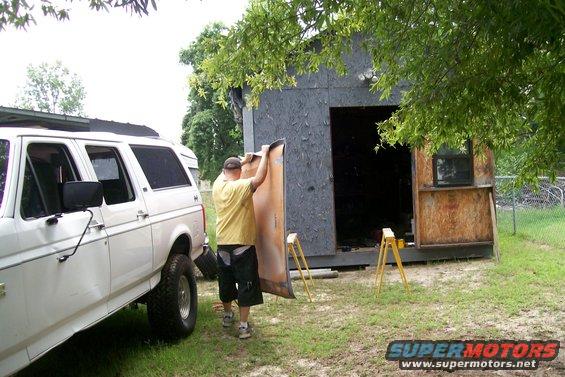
[212,145,270,339]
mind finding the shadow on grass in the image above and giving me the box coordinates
[17,306,154,377]
[17,298,282,377]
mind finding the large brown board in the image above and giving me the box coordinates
[241,140,295,299]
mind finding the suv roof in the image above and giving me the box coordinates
[1,127,197,159]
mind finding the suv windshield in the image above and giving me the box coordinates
[0,140,8,209]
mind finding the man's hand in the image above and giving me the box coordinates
[251,145,271,190]
[241,152,254,165]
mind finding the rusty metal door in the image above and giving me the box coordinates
[241,140,295,298]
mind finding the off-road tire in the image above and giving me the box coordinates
[194,245,218,280]
[147,254,197,340]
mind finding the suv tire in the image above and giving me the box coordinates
[147,254,197,339]
[194,245,219,280]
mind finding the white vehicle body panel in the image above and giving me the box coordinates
[74,140,153,312]
[13,137,111,360]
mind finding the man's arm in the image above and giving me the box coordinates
[250,145,270,190]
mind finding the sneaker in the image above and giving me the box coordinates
[238,323,252,339]
[222,311,235,327]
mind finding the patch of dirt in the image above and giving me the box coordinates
[493,308,565,339]
[293,359,334,377]
[245,365,288,377]
[339,258,492,290]
[246,359,340,377]
[492,308,565,375]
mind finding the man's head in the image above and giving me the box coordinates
[223,157,242,180]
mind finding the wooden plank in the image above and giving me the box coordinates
[289,245,494,268]
[419,241,493,248]
[419,185,493,192]
[474,148,495,186]
[415,148,434,187]
[411,150,421,247]
[383,228,395,239]
[489,191,501,262]
[418,188,494,245]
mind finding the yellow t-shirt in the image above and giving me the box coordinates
[212,175,256,245]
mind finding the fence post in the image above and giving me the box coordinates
[511,182,517,235]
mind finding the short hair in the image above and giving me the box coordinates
[223,157,242,170]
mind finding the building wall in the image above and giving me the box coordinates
[244,35,406,256]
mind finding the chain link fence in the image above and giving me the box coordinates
[495,176,565,248]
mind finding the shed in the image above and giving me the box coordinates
[242,36,495,268]
[0,106,159,137]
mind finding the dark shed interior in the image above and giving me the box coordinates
[330,106,413,249]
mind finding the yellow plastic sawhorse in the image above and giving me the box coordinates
[375,228,410,297]
[287,233,314,302]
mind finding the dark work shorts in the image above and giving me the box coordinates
[217,245,263,307]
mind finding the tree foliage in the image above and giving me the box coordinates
[200,0,565,184]
[180,23,243,181]
[15,61,86,115]
[0,0,156,31]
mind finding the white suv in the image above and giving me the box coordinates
[0,129,206,376]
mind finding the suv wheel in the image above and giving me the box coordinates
[147,254,197,339]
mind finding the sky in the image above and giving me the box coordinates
[0,0,248,143]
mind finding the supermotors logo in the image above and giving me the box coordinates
[386,340,560,371]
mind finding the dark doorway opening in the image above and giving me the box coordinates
[330,106,413,249]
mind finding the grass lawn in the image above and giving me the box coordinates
[202,191,217,250]
[17,206,564,376]
[497,206,565,249]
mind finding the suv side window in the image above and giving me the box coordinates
[21,143,81,219]
[189,168,200,187]
[180,155,200,187]
[131,145,190,190]
[0,140,9,207]
[86,145,135,205]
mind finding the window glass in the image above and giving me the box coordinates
[131,145,190,190]
[433,140,473,186]
[181,155,200,187]
[21,143,80,219]
[0,140,8,208]
[86,146,135,205]
[189,168,200,187]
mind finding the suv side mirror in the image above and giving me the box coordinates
[63,181,103,212]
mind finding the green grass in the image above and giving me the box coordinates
[498,206,565,249]
[201,190,217,250]
[17,208,565,376]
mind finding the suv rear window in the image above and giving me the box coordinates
[0,140,9,208]
[131,145,190,190]
[21,143,81,219]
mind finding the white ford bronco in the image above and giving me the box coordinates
[0,128,207,376]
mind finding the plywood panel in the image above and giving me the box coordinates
[474,149,495,186]
[252,88,336,256]
[415,148,434,188]
[241,140,295,299]
[418,188,493,245]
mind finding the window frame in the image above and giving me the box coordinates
[0,139,10,216]
[130,144,191,191]
[432,140,474,187]
[20,142,82,220]
[85,144,136,206]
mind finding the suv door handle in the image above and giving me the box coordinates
[88,220,105,230]
[137,210,149,219]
